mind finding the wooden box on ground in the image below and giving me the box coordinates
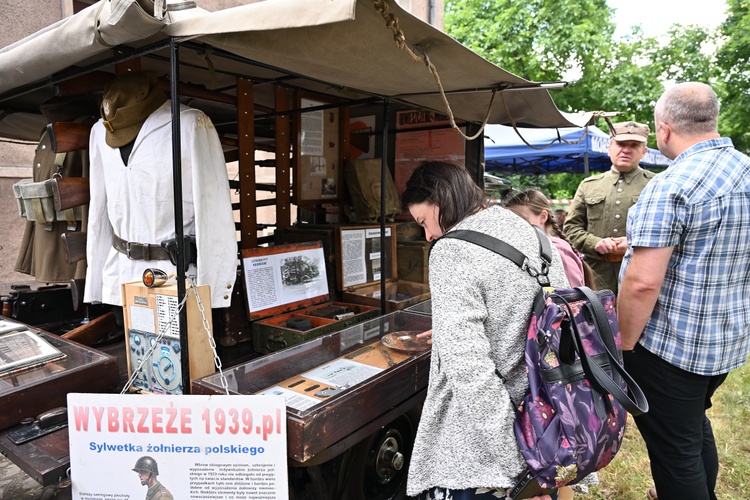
[0,320,118,430]
[121,280,215,394]
[192,310,433,463]
[334,225,431,312]
[396,240,431,284]
[242,241,379,354]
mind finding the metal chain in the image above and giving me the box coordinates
[189,281,230,395]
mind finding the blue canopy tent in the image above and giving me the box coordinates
[483,124,671,175]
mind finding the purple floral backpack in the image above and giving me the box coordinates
[443,228,648,499]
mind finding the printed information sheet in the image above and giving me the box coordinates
[68,393,288,500]
[243,246,328,313]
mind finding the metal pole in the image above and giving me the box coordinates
[170,38,190,394]
[380,99,390,313]
[584,152,590,177]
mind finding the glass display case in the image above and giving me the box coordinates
[192,310,432,462]
[404,298,432,316]
[0,319,119,430]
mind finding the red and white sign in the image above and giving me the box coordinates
[68,393,288,500]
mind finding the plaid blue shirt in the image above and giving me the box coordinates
[620,138,750,376]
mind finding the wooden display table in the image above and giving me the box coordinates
[193,311,432,463]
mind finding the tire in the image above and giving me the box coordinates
[338,408,421,500]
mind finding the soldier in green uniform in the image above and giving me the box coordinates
[564,121,656,294]
[133,456,174,500]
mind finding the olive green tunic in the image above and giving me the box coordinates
[14,128,88,283]
[145,481,174,500]
[564,167,655,293]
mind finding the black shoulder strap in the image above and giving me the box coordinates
[555,287,650,416]
[441,225,552,287]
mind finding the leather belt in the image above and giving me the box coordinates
[601,253,624,263]
[112,233,171,261]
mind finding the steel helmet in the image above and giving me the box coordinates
[132,456,159,475]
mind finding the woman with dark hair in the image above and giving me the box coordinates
[503,188,595,289]
[402,161,568,500]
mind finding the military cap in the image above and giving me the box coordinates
[100,71,167,148]
[611,121,650,143]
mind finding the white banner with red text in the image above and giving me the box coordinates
[67,393,287,500]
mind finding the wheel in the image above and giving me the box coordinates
[338,407,421,500]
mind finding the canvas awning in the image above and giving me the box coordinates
[483,124,671,175]
[0,0,598,142]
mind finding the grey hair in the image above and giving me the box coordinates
[654,82,719,136]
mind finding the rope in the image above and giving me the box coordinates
[198,46,218,87]
[498,93,616,152]
[371,0,494,141]
[371,0,616,148]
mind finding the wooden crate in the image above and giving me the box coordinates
[342,280,431,313]
[397,240,431,284]
[252,301,379,354]
[242,241,380,353]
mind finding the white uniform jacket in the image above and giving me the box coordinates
[84,101,237,308]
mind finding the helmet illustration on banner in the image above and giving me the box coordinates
[133,455,159,476]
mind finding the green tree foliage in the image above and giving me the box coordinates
[590,25,719,148]
[503,173,585,200]
[446,0,740,195]
[717,0,750,153]
[444,0,615,114]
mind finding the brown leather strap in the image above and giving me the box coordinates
[112,232,170,261]
[601,253,624,263]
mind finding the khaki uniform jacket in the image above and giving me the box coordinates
[564,167,655,292]
[14,128,88,283]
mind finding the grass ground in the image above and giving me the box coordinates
[586,359,750,499]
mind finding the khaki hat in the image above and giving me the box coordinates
[100,71,167,148]
[611,121,650,143]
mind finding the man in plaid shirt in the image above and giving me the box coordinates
[618,82,750,500]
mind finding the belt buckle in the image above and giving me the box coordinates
[125,241,135,260]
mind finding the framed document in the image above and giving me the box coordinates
[294,93,343,204]
[0,327,66,377]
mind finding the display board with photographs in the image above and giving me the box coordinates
[336,225,397,290]
[294,94,342,203]
[241,241,330,320]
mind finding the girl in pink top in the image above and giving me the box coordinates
[503,188,593,289]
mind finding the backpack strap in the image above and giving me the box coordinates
[442,225,553,287]
[555,288,650,416]
[439,226,554,383]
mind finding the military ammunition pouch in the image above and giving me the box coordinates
[13,177,82,231]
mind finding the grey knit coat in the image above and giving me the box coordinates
[406,205,569,496]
